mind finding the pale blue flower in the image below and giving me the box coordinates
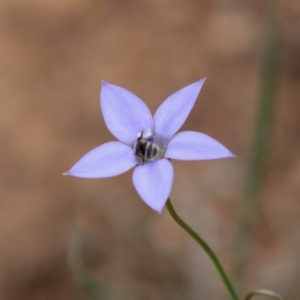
[65,79,234,212]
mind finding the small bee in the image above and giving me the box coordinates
[134,132,164,164]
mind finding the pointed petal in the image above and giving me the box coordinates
[165,131,235,160]
[65,141,138,178]
[132,159,173,213]
[154,79,205,144]
[101,82,153,145]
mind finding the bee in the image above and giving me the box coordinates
[134,132,164,164]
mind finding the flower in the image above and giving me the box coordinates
[65,79,234,212]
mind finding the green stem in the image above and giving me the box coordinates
[244,289,285,300]
[166,198,239,300]
[232,0,279,283]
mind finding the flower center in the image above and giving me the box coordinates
[133,131,164,164]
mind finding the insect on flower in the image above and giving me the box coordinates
[133,131,165,164]
[64,79,235,212]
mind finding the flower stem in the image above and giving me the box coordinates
[166,198,239,300]
[244,289,285,300]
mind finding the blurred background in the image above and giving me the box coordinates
[0,0,299,299]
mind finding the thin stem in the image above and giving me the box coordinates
[244,289,285,300]
[232,0,279,283]
[166,198,239,300]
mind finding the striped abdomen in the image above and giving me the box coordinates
[134,140,163,163]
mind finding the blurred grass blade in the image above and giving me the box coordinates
[67,227,104,299]
[246,0,279,200]
[232,0,280,285]
[244,289,285,300]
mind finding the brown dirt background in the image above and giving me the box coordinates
[0,0,300,299]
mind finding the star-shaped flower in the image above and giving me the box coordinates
[65,79,234,212]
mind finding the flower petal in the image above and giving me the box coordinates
[101,82,154,145]
[154,79,205,144]
[65,141,139,178]
[132,158,173,213]
[164,131,235,160]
